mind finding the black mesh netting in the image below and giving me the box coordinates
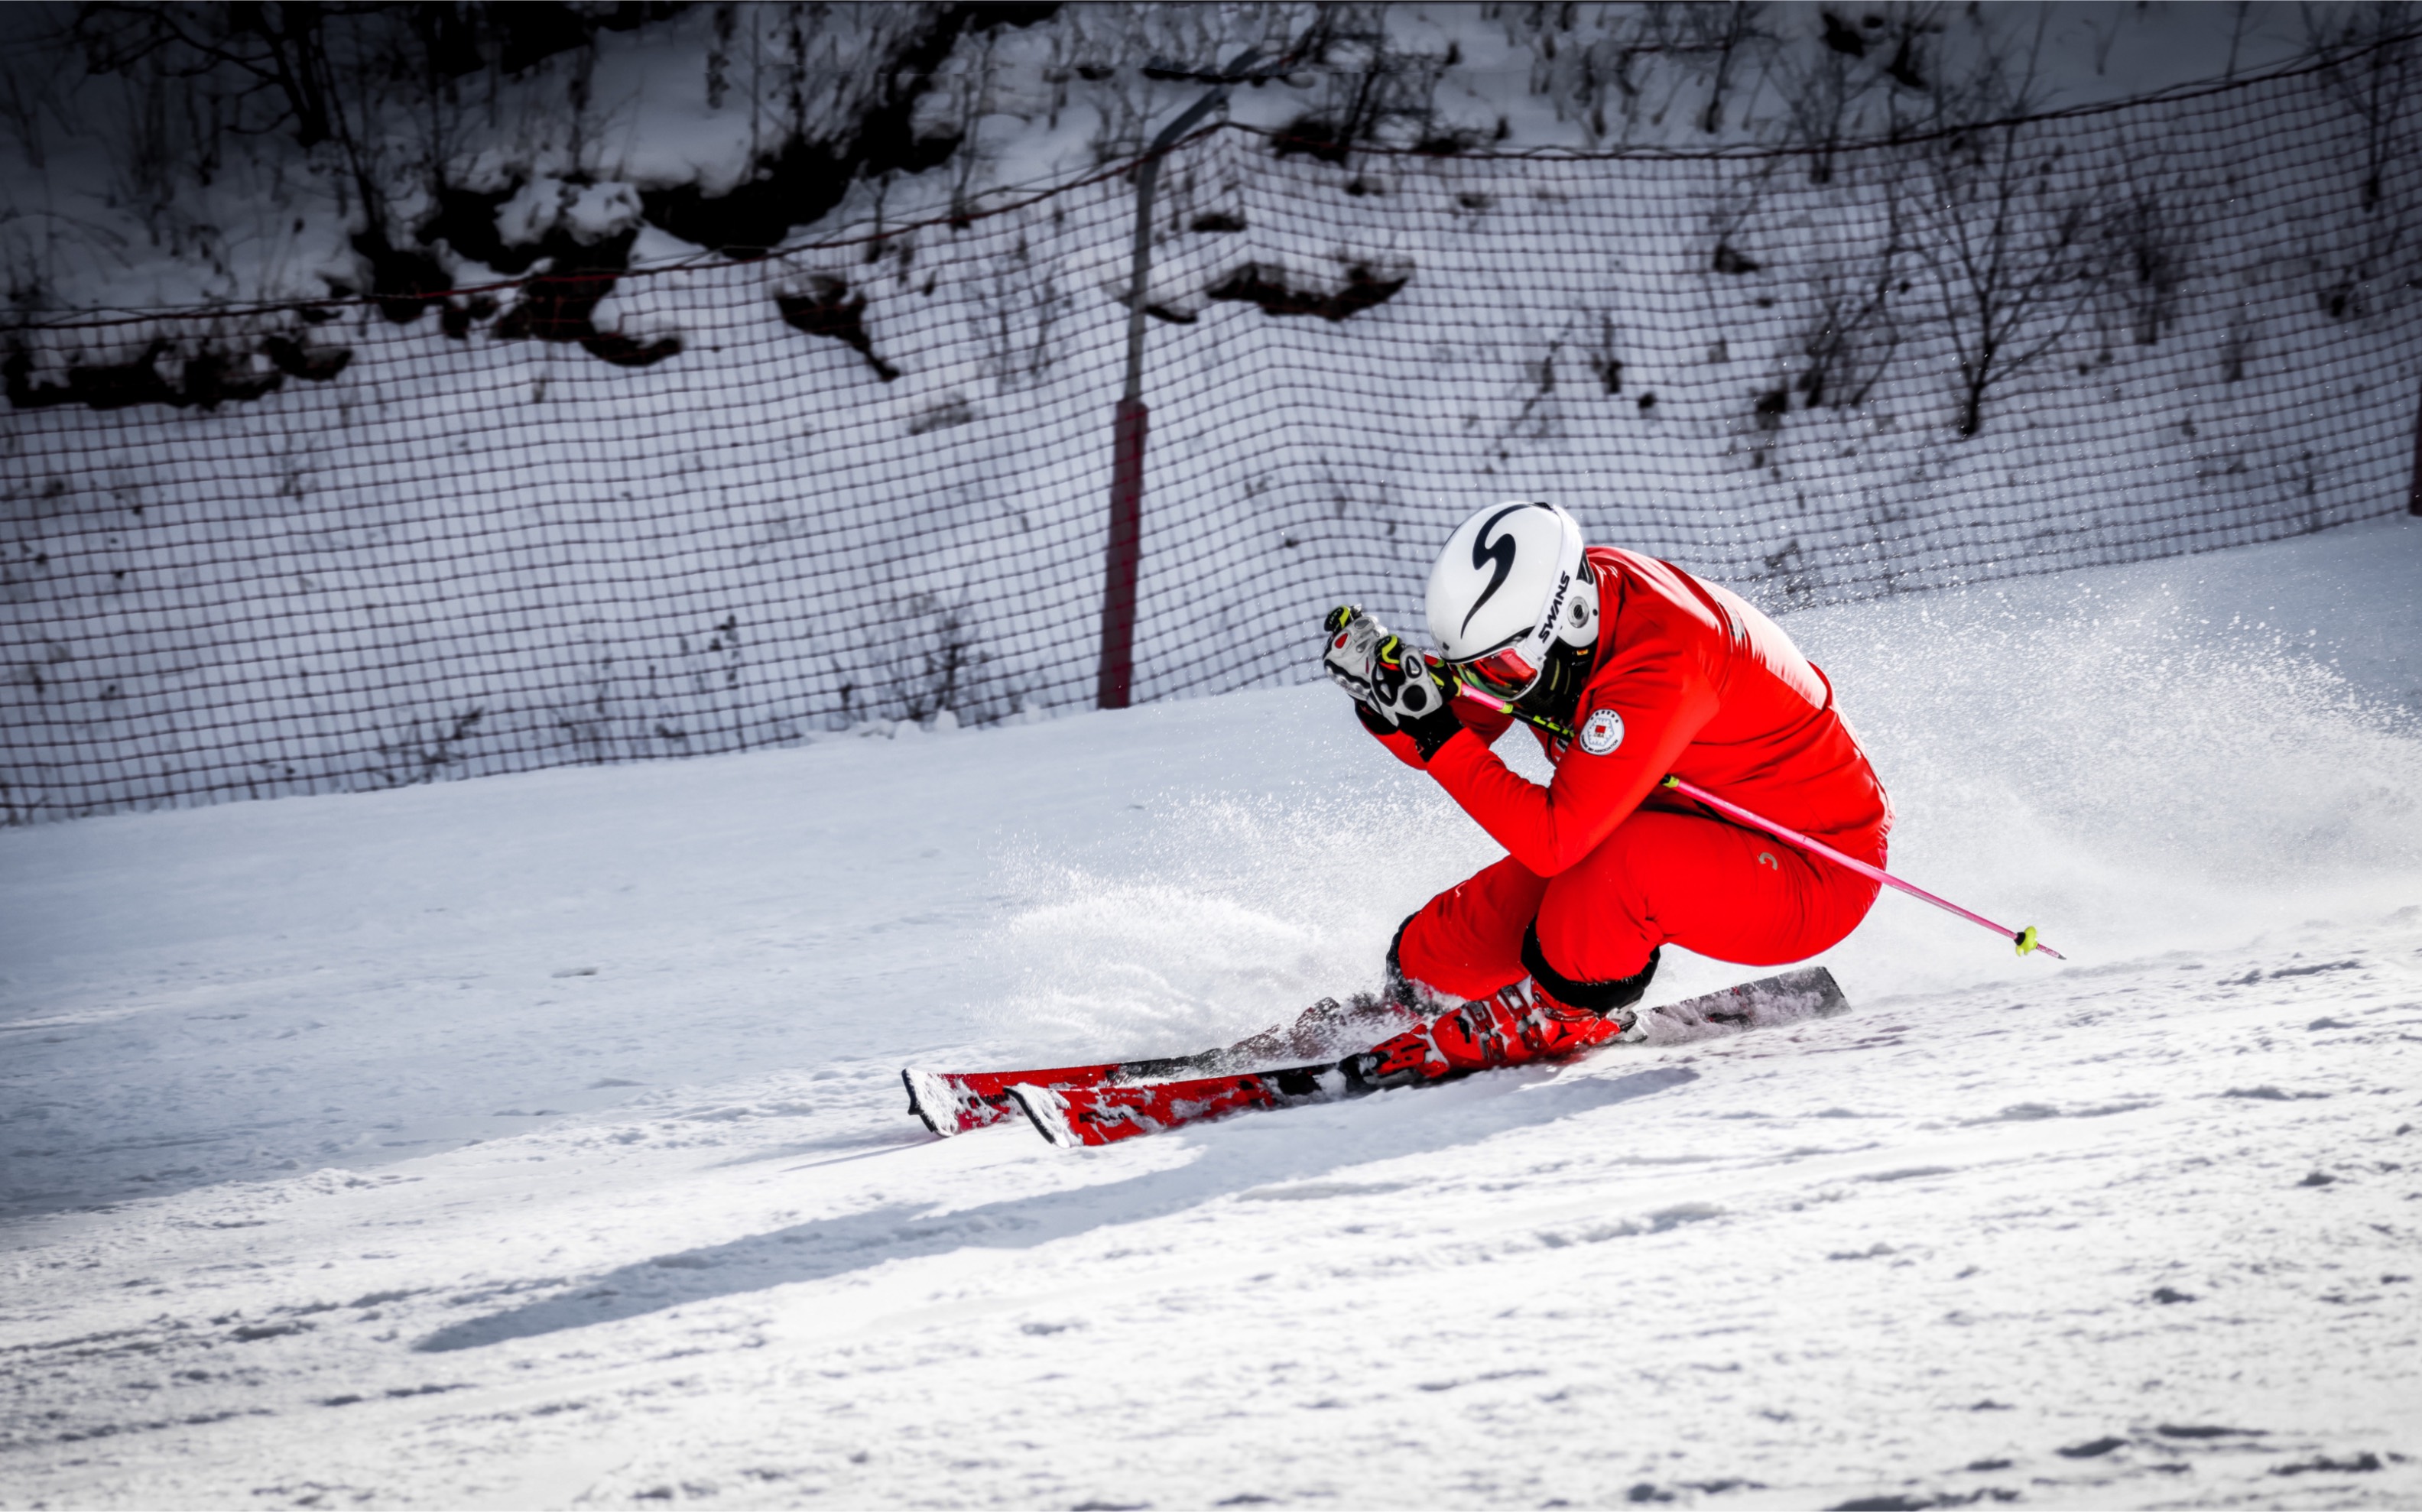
[5,58,2418,819]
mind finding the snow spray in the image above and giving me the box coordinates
[1450,682,2063,961]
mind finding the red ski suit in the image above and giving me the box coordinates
[1389,547,1891,1004]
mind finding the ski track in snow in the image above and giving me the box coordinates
[4,523,2421,1509]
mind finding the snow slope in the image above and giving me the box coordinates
[13,5,2419,823]
[0,3,2323,320]
[14,68,2418,820]
[2,517,2420,1508]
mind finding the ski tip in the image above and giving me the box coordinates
[1806,965,1849,1016]
[902,1067,956,1137]
[1628,965,1850,1046]
[1006,1082,1080,1150]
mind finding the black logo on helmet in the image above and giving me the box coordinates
[1461,503,1534,637]
[1537,570,1570,644]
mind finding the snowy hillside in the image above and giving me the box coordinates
[0,4,2327,320]
[3,517,2417,1508]
[9,42,2418,820]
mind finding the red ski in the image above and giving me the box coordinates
[1008,966,1846,1148]
[925,968,1849,1147]
[901,994,1414,1136]
[1008,1062,1350,1148]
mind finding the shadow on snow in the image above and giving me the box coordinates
[415,1062,1698,1352]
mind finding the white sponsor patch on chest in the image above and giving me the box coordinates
[1577,706,1624,755]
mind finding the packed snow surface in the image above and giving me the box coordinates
[4,518,2421,1508]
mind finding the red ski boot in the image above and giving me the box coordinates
[1343,979,1628,1089]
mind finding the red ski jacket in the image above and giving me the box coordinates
[1407,547,1890,877]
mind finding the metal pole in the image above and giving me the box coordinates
[1096,50,1262,710]
[2409,375,2422,517]
[1096,396,1148,708]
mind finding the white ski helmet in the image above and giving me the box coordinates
[1424,500,1598,699]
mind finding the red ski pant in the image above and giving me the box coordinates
[1397,807,1886,1000]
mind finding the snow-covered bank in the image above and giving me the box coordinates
[12,10,2417,821]
[0,4,2323,321]
[2,518,2419,1507]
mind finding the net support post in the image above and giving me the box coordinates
[1093,47,1268,711]
[2410,375,2422,517]
[1096,397,1149,709]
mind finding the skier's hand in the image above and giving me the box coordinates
[1320,604,1389,705]
[1323,606,1463,765]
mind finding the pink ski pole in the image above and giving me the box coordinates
[1657,774,2060,959]
[1451,683,2061,960]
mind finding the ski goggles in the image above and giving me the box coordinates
[1453,641,1546,700]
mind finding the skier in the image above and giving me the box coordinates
[1321,500,1891,1086]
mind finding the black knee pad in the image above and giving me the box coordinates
[1521,922,1660,1016]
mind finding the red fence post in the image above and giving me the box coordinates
[1096,397,1149,708]
[1092,47,1272,711]
[2410,378,2422,517]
